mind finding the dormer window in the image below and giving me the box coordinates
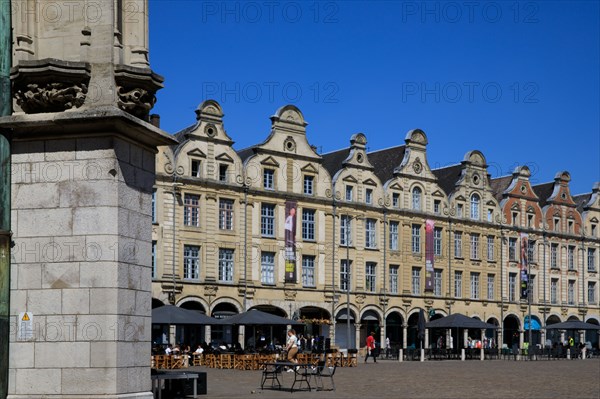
[345,185,353,202]
[470,194,480,220]
[365,188,373,205]
[554,217,560,232]
[512,212,519,226]
[568,220,574,234]
[527,214,534,228]
[191,159,201,178]
[592,224,597,237]
[412,187,422,211]
[263,169,274,190]
[434,200,441,214]
[487,209,493,222]
[219,164,228,182]
[457,204,463,218]
[392,193,400,208]
[303,175,314,195]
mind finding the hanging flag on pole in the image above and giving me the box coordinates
[519,233,529,300]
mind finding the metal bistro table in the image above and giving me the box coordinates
[152,371,200,399]
[261,361,312,392]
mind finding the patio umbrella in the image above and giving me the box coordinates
[417,309,426,349]
[544,321,600,330]
[425,313,498,329]
[215,309,302,326]
[152,305,217,325]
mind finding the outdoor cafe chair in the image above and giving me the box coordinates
[312,360,336,391]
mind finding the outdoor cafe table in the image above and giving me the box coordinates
[152,370,200,399]
[261,361,313,392]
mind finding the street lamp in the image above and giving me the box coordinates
[342,213,361,350]
[236,175,252,312]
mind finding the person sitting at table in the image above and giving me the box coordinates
[194,345,204,355]
[165,344,173,355]
[286,329,299,371]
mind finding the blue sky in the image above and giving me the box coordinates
[149,1,599,194]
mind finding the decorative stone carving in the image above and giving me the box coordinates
[11,58,91,114]
[114,64,164,120]
[283,136,297,152]
[284,289,297,300]
[204,285,219,297]
[355,294,366,305]
[413,157,423,174]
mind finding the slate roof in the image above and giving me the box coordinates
[431,164,463,196]
[532,182,555,208]
[489,175,514,202]
[573,193,592,212]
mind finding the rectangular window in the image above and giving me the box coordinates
[389,221,399,251]
[412,224,421,253]
[509,273,517,302]
[527,214,534,228]
[454,271,462,298]
[487,236,495,261]
[454,232,463,258]
[470,272,480,299]
[568,280,575,305]
[263,169,274,190]
[457,204,463,218]
[434,228,442,256]
[184,194,200,227]
[508,238,517,262]
[191,159,201,178]
[588,282,596,304]
[365,188,373,204]
[302,256,316,287]
[434,200,441,215]
[152,189,157,223]
[218,199,234,230]
[554,218,560,232]
[366,262,376,292]
[568,220,573,233]
[302,209,315,241]
[487,209,493,222]
[512,212,519,226]
[412,267,421,295]
[392,193,400,208]
[529,274,536,301]
[303,175,314,195]
[389,265,399,294]
[528,240,536,264]
[218,248,234,282]
[470,234,479,260]
[588,248,597,272]
[340,216,352,246]
[365,218,377,249]
[434,269,442,296]
[568,246,575,270]
[551,243,558,268]
[151,241,157,279]
[487,274,495,300]
[345,185,353,201]
[261,204,275,237]
[183,245,200,280]
[261,252,275,285]
[340,260,351,291]
[219,164,228,182]
[592,224,597,237]
[550,279,558,304]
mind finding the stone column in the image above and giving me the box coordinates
[463,329,468,348]
[402,324,407,349]
[560,330,565,345]
[519,330,524,348]
[424,328,429,349]
[354,323,361,350]
[205,325,212,345]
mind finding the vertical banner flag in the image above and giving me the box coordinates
[425,219,435,292]
[520,233,529,300]
[284,200,297,283]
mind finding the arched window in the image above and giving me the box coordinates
[412,187,422,211]
[470,194,480,220]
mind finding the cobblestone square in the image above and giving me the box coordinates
[185,358,600,398]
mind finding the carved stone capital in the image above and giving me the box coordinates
[11,58,91,114]
[114,64,164,120]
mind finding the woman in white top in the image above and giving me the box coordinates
[286,329,299,364]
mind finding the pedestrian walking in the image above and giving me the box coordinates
[365,332,377,363]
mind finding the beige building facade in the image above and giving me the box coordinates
[152,100,600,350]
